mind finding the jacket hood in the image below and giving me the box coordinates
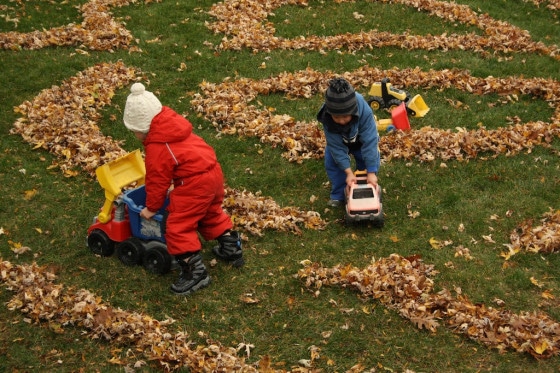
[144,106,192,144]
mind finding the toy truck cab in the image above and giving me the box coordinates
[368,77,409,112]
[344,171,384,227]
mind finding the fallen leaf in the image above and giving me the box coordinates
[482,234,495,243]
[541,290,555,300]
[23,189,37,200]
[533,340,549,355]
[240,294,260,304]
[530,276,544,288]
[429,237,442,249]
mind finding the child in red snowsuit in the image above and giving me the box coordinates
[123,83,244,295]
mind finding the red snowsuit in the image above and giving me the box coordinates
[142,106,233,256]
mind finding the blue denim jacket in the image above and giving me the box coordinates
[317,92,380,173]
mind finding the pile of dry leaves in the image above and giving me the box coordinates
[1,259,316,372]
[206,0,559,58]
[10,61,135,176]
[298,254,560,358]
[506,208,560,257]
[0,0,146,51]
[224,187,326,235]
[524,0,560,10]
[192,65,560,164]
[192,70,328,163]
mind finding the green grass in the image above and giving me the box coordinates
[1,0,560,372]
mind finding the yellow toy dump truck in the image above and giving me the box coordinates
[367,78,430,118]
[86,150,174,274]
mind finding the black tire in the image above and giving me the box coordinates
[373,214,385,228]
[387,98,402,112]
[142,242,172,275]
[368,97,384,111]
[87,229,115,257]
[117,238,146,266]
[344,209,354,226]
[375,188,384,228]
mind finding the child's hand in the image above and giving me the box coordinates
[367,173,378,186]
[140,207,156,220]
[345,173,357,187]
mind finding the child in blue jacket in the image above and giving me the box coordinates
[317,77,381,207]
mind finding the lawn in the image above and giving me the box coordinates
[1,0,559,372]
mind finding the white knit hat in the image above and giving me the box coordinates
[123,83,162,133]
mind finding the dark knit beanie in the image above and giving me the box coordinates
[325,77,358,116]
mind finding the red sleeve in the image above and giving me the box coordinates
[144,143,174,212]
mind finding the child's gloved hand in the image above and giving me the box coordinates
[140,207,156,220]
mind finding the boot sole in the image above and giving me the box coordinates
[171,276,211,296]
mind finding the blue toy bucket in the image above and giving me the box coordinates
[122,186,169,243]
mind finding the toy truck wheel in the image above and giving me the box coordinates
[344,212,354,226]
[368,97,383,111]
[387,99,402,112]
[117,238,145,266]
[87,229,115,257]
[373,214,385,228]
[143,242,172,275]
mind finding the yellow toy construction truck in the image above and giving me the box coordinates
[86,150,174,274]
[367,78,430,118]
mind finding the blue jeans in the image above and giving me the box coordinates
[324,145,366,201]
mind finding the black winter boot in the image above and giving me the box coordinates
[212,231,244,267]
[170,253,211,295]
